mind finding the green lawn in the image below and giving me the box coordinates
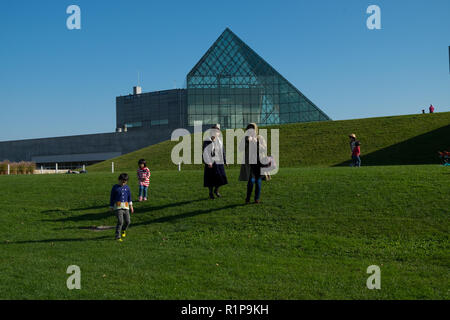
[0,165,448,299]
[87,112,450,172]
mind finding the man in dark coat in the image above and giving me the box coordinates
[239,123,271,204]
[203,124,228,199]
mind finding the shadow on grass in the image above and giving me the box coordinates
[42,198,208,223]
[41,205,107,214]
[2,235,111,245]
[11,202,246,245]
[132,203,246,228]
[334,125,450,166]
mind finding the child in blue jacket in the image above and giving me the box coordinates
[109,173,134,241]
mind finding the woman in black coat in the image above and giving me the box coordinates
[203,124,228,199]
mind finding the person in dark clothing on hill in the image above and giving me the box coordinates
[239,123,271,204]
[203,124,228,199]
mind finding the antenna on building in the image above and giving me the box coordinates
[134,71,142,95]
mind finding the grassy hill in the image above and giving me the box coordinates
[1,112,448,300]
[0,166,448,299]
[87,112,450,173]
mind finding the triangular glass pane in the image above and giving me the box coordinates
[187,28,330,129]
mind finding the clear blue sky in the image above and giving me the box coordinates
[0,0,449,141]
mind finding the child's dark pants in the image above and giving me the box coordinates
[115,209,130,239]
[351,155,361,167]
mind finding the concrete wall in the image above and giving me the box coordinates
[0,127,176,163]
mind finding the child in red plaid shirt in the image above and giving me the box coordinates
[137,159,151,201]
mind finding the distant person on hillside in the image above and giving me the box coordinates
[137,159,151,202]
[349,133,357,166]
[429,104,435,113]
[349,134,357,152]
[203,124,228,199]
[351,141,361,167]
[422,109,425,114]
[438,151,450,165]
[109,173,134,242]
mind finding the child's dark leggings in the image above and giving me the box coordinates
[115,209,130,239]
[247,176,262,201]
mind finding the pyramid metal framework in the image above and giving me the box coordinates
[186,28,330,129]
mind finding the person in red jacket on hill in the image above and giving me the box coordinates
[351,141,361,167]
[429,104,435,113]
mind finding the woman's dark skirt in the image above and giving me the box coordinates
[204,163,228,188]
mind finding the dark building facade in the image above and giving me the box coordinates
[0,28,330,169]
[116,89,187,131]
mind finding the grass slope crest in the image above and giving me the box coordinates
[87,112,450,173]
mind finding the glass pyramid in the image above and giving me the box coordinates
[186,28,330,129]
